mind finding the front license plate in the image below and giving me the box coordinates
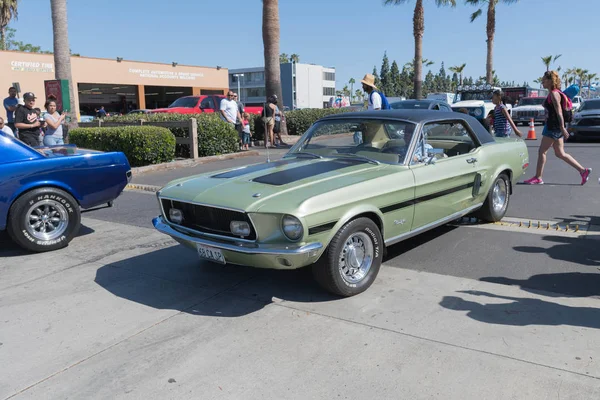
[196,244,226,264]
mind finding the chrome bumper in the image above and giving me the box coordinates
[152,216,324,269]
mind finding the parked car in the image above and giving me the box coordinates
[511,97,546,125]
[151,95,263,115]
[0,133,131,252]
[152,110,528,296]
[390,99,454,111]
[572,95,583,111]
[568,99,600,141]
[126,109,150,115]
[79,115,95,123]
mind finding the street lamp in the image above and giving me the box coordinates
[233,73,244,102]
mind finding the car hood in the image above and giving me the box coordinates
[158,157,393,214]
[513,105,544,111]
[452,100,486,108]
[576,109,600,118]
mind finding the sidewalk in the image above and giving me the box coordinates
[2,217,599,399]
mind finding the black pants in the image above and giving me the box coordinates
[20,134,40,147]
[6,122,15,132]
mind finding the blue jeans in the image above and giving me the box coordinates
[43,135,64,146]
[542,125,563,140]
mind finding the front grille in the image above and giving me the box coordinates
[161,199,256,240]
[578,118,600,127]
[513,110,541,118]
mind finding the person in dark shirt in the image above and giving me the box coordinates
[14,92,42,147]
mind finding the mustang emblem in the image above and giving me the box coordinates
[394,219,406,225]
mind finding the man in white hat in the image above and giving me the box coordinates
[361,74,381,111]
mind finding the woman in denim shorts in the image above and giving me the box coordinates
[523,70,591,185]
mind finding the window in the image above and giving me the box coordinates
[323,72,335,81]
[246,87,266,98]
[323,87,336,96]
[200,97,215,109]
[411,121,477,162]
[246,72,264,83]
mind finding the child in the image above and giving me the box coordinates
[241,112,252,150]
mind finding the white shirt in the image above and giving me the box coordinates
[1,125,14,137]
[368,91,382,110]
[219,98,238,124]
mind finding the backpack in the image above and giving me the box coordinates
[369,90,391,110]
[558,91,574,124]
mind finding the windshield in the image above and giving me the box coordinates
[579,100,600,111]
[518,98,545,106]
[390,101,432,110]
[458,91,494,101]
[286,118,418,165]
[168,97,199,108]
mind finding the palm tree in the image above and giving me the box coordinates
[290,53,299,63]
[50,0,77,129]
[384,0,456,99]
[541,54,561,71]
[467,0,518,84]
[0,0,18,50]
[263,0,285,133]
[585,73,597,98]
[449,63,467,86]
[354,89,363,102]
[348,78,355,101]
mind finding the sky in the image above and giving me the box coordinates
[8,0,600,91]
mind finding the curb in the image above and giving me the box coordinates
[131,150,260,175]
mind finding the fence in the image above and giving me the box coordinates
[78,118,199,159]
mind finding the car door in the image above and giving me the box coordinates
[200,96,216,113]
[409,120,487,229]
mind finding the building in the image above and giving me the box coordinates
[0,50,229,119]
[229,63,336,109]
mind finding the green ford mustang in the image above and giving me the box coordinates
[152,110,529,296]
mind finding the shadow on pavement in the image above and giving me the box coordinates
[0,224,95,257]
[439,290,600,329]
[513,235,600,267]
[94,244,340,318]
[479,272,600,298]
[383,225,457,262]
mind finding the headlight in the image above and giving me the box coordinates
[230,221,251,237]
[169,208,183,224]
[282,215,303,241]
[474,108,483,117]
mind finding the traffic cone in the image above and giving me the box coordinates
[526,118,537,140]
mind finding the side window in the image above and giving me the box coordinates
[418,121,478,159]
[431,104,440,111]
[200,97,215,109]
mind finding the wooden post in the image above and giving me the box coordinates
[189,118,198,159]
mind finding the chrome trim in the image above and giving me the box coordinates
[153,216,323,255]
[384,203,483,246]
[157,195,259,243]
[159,195,247,213]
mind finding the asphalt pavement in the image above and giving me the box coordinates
[1,125,600,399]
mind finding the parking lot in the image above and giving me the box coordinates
[2,126,600,399]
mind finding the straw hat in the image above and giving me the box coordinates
[360,74,378,89]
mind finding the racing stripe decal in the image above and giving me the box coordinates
[252,160,355,186]
[381,182,475,213]
[211,158,303,179]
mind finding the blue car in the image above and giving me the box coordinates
[0,132,131,252]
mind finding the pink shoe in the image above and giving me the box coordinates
[523,176,544,185]
[580,168,592,185]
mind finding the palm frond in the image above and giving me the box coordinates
[470,9,483,22]
[553,54,562,62]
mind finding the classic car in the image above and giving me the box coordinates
[0,132,132,252]
[150,95,263,115]
[568,99,600,141]
[511,97,546,125]
[152,110,529,296]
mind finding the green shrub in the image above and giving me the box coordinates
[104,113,239,157]
[69,126,175,167]
[282,108,353,136]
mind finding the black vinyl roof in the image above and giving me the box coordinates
[320,110,495,144]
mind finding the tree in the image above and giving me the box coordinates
[390,60,401,97]
[449,63,467,86]
[279,53,289,63]
[50,0,77,129]
[348,78,355,101]
[0,0,18,51]
[355,89,363,102]
[372,66,381,89]
[263,0,285,133]
[384,0,456,99]
[380,51,391,95]
[541,54,561,71]
[290,53,299,63]
[467,0,518,84]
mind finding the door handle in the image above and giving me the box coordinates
[466,158,477,164]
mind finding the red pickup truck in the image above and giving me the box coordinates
[151,95,263,115]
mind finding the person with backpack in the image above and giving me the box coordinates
[523,70,591,185]
[360,74,390,110]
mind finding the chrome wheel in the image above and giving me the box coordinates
[25,199,69,241]
[492,178,508,214]
[338,232,374,284]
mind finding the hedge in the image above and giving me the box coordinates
[105,113,239,157]
[69,126,175,167]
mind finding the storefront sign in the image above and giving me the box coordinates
[11,61,54,73]
[128,68,204,81]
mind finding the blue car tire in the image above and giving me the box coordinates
[8,187,81,252]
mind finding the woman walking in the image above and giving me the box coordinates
[523,71,591,185]
[491,90,522,138]
[42,99,66,146]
